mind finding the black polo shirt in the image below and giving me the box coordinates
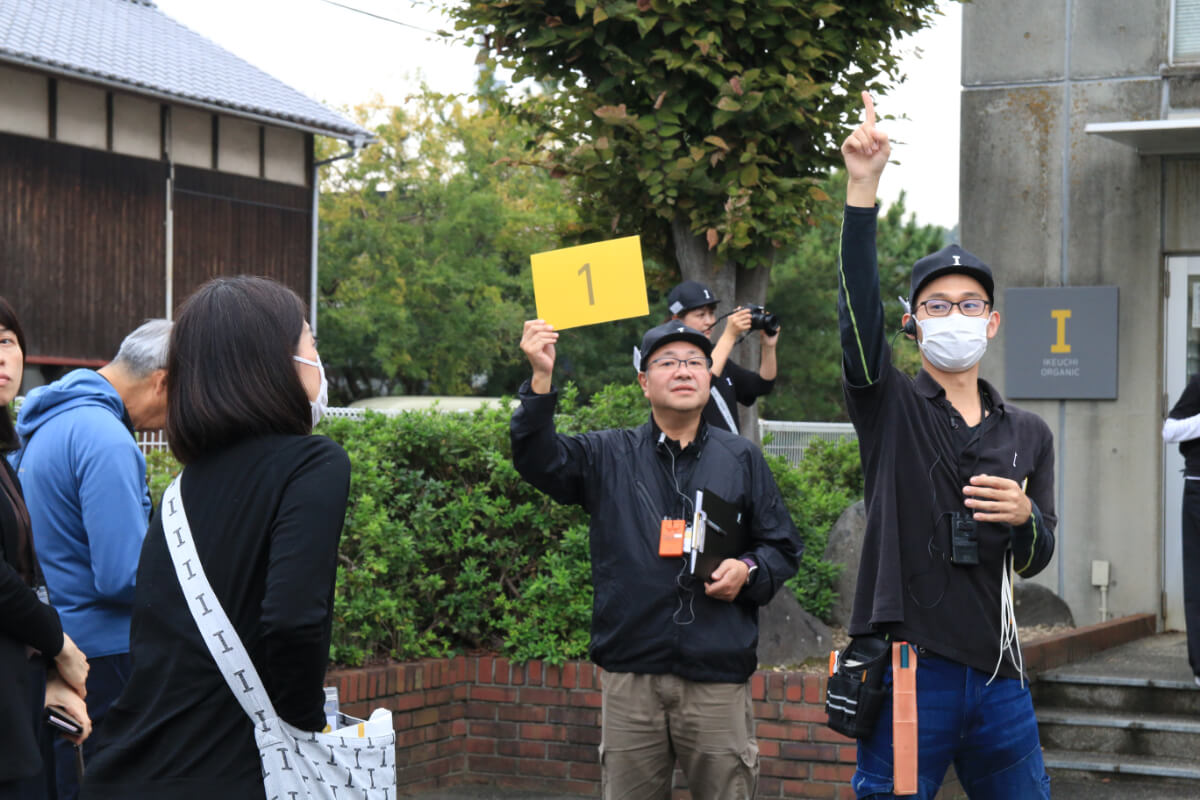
[838,205,1056,678]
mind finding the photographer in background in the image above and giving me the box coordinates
[666,280,780,434]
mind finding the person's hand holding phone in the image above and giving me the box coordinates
[45,672,91,744]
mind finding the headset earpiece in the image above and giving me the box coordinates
[898,295,917,339]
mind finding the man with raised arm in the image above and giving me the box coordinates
[510,319,802,800]
[837,93,1055,799]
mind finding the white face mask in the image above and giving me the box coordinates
[292,354,329,428]
[916,314,990,373]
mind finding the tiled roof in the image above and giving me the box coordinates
[0,0,370,141]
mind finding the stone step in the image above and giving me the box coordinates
[1050,776,1200,799]
[1037,707,1200,760]
[1032,673,1200,715]
[1043,748,1200,786]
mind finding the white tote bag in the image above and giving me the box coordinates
[162,476,397,799]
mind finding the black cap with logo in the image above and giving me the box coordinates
[666,280,719,315]
[636,322,713,372]
[909,244,995,307]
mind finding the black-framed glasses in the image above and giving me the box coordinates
[649,356,712,372]
[917,298,990,317]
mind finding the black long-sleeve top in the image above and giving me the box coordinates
[510,383,802,682]
[81,434,350,800]
[1165,373,1200,475]
[838,205,1056,678]
[0,458,63,782]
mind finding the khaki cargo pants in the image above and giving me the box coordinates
[599,671,759,800]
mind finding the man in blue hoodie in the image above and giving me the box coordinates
[13,318,171,800]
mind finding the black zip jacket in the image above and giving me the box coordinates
[510,382,802,683]
[838,205,1056,678]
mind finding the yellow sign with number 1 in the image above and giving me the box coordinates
[530,235,648,330]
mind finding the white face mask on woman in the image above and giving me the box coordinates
[916,314,990,373]
[292,354,329,428]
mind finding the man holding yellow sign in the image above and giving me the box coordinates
[510,317,801,800]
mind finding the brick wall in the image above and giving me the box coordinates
[328,657,856,798]
[326,614,1156,798]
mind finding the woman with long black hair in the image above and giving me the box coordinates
[0,296,90,799]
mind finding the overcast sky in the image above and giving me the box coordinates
[155,0,962,229]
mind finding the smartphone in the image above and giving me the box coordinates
[44,705,83,737]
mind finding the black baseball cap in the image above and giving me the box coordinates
[637,322,713,372]
[666,280,719,315]
[909,244,995,307]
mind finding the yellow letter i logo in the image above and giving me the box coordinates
[1050,309,1071,353]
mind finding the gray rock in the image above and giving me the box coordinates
[1013,580,1075,627]
[757,589,834,668]
[823,500,866,628]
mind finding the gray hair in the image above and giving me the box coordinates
[112,319,173,378]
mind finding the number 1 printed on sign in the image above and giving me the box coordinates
[578,262,595,305]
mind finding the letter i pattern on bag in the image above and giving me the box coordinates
[163,477,397,799]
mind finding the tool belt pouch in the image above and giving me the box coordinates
[824,634,891,739]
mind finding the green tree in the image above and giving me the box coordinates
[447,0,944,428]
[316,92,580,403]
[761,171,947,422]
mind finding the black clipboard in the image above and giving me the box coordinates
[688,488,747,580]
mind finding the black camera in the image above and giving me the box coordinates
[950,511,979,566]
[745,304,780,335]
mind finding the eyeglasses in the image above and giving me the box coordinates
[917,298,990,317]
[649,356,712,372]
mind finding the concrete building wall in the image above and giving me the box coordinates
[1165,159,1200,251]
[962,0,1169,626]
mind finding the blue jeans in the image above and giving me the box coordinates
[54,654,131,800]
[853,652,1051,799]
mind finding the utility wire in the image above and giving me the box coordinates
[315,0,447,36]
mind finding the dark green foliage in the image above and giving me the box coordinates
[449,0,944,268]
[771,437,864,621]
[317,404,579,664]
[144,448,181,506]
[316,94,577,404]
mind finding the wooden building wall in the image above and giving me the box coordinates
[0,131,313,364]
[0,131,165,363]
[172,166,311,308]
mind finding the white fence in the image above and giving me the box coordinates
[758,420,857,467]
[137,429,170,453]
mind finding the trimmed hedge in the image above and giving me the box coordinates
[144,384,861,667]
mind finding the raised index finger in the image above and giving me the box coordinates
[862,91,875,129]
